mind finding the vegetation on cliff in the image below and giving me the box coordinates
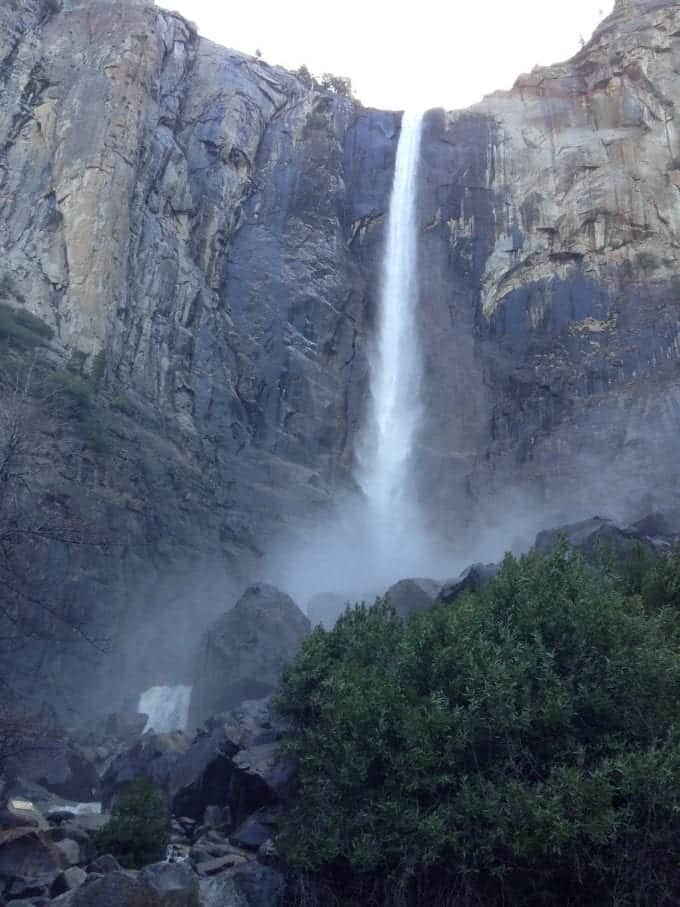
[278,546,680,906]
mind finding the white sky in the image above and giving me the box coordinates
[160,0,616,110]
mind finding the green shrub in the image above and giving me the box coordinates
[94,780,169,869]
[0,303,53,349]
[45,369,110,451]
[90,349,106,389]
[277,547,680,906]
[641,549,680,611]
[111,394,135,416]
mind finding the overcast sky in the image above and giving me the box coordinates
[159,0,616,110]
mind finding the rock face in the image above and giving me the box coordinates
[385,579,442,618]
[1,0,680,713]
[189,586,310,729]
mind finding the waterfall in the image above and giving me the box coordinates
[356,110,428,575]
[137,685,192,734]
[266,110,444,606]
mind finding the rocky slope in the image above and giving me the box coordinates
[0,0,679,709]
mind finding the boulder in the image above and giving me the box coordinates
[171,700,288,823]
[385,579,442,618]
[169,726,239,822]
[140,861,200,907]
[59,870,162,906]
[5,743,99,803]
[50,866,87,897]
[534,516,657,560]
[189,585,310,728]
[306,593,348,629]
[437,563,500,605]
[86,854,121,875]
[230,807,279,851]
[101,732,191,808]
[630,511,680,545]
[198,874,243,907]
[0,828,65,891]
[230,749,294,825]
[232,862,285,907]
[0,799,47,831]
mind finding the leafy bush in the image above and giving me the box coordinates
[45,369,110,451]
[94,780,169,869]
[277,547,680,906]
[0,303,53,349]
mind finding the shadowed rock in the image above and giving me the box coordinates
[189,585,309,729]
[385,579,442,618]
[437,564,500,605]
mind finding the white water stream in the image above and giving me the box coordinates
[137,684,192,734]
[356,110,429,573]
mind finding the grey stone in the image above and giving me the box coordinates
[140,861,200,907]
[102,732,191,807]
[50,866,87,897]
[438,564,500,605]
[189,585,310,728]
[66,870,161,907]
[385,579,442,618]
[232,862,285,907]
[0,828,66,885]
[534,516,657,560]
[230,808,278,851]
[86,853,122,875]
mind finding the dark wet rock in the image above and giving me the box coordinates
[86,854,121,875]
[385,579,442,618]
[438,564,500,605]
[0,828,65,892]
[534,516,658,560]
[232,862,285,907]
[231,745,295,819]
[50,866,87,897]
[195,854,248,877]
[102,732,191,808]
[630,511,680,544]
[140,861,200,907]
[189,585,310,728]
[4,745,99,804]
[170,728,239,823]
[52,871,161,905]
[230,807,279,851]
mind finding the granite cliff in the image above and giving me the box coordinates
[0,0,679,708]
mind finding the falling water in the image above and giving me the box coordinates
[137,684,192,734]
[356,110,427,575]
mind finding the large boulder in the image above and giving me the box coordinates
[198,863,284,907]
[0,828,66,898]
[55,870,162,906]
[534,516,658,560]
[171,700,292,824]
[189,585,310,728]
[5,742,99,803]
[385,579,442,618]
[140,861,200,907]
[101,731,191,808]
[437,564,500,605]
